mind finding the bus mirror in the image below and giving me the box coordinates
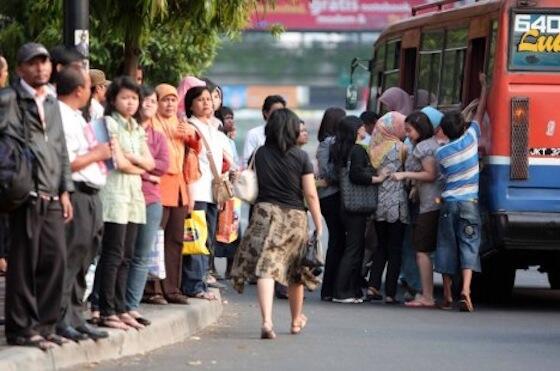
[346,84,358,110]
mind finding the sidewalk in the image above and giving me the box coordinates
[0,276,223,371]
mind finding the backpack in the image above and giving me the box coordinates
[0,96,36,212]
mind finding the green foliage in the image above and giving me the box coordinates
[0,0,284,84]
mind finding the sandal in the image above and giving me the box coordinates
[459,294,474,312]
[365,287,383,301]
[129,311,151,326]
[44,333,70,346]
[385,297,401,305]
[99,315,130,330]
[118,313,145,330]
[405,299,436,308]
[437,299,454,311]
[191,291,217,301]
[7,335,56,351]
[291,314,308,335]
[260,324,276,340]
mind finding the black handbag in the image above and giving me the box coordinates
[301,231,324,269]
[339,161,378,214]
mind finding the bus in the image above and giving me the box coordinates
[348,0,560,299]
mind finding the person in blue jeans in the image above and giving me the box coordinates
[125,86,169,324]
[434,73,487,312]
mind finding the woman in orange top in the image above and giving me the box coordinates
[143,84,201,305]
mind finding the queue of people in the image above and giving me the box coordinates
[0,42,488,347]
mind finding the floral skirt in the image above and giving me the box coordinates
[230,202,320,293]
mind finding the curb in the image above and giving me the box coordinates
[0,290,223,371]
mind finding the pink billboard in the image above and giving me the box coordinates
[251,0,429,31]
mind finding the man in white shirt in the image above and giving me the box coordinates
[242,95,286,166]
[89,69,108,121]
[56,65,112,342]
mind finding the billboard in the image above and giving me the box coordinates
[251,0,429,31]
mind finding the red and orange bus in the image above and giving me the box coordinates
[349,0,560,298]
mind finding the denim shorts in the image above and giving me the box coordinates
[435,200,481,275]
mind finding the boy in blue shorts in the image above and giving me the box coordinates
[435,73,488,312]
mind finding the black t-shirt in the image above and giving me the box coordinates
[255,145,314,210]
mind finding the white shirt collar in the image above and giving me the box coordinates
[20,79,55,98]
[58,100,83,118]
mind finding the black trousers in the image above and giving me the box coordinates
[320,193,346,299]
[58,190,103,329]
[0,213,9,258]
[5,198,66,339]
[333,211,367,300]
[369,221,405,298]
[98,222,139,316]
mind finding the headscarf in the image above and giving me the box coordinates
[421,106,444,129]
[155,83,178,100]
[369,111,407,169]
[177,76,206,119]
[379,87,413,116]
[415,89,437,108]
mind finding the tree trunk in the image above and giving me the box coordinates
[123,33,141,77]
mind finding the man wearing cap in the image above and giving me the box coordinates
[0,42,74,350]
[89,69,108,121]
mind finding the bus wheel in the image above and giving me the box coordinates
[547,271,560,290]
[480,254,516,303]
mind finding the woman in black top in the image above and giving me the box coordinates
[231,109,323,339]
[330,116,387,303]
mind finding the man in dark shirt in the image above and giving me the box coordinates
[0,43,74,350]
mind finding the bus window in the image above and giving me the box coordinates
[486,20,498,83]
[383,40,401,90]
[440,28,468,106]
[417,30,444,107]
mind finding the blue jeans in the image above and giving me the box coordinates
[182,202,218,296]
[125,202,163,311]
[435,201,481,275]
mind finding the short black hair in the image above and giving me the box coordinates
[264,108,300,154]
[262,95,286,120]
[140,85,156,99]
[104,76,142,117]
[56,65,86,96]
[318,107,346,141]
[183,85,210,118]
[49,45,85,84]
[440,111,466,140]
[359,111,379,126]
[405,111,433,143]
[216,106,234,122]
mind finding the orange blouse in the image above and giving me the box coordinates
[152,114,201,207]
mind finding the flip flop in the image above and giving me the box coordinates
[291,314,308,335]
[405,299,436,308]
[99,316,130,331]
[8,335,56,351]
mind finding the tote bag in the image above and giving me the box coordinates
[216,198,242,244]
[182,210,210,255]
[147,229,166,280]
[339,163,378,214]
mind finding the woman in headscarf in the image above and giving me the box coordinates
[378,87,413,116]
[366,112,409,304]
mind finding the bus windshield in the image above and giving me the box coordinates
[510,11,560,71]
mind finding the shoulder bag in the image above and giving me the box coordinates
[233,148,258,204]
[339,161,378,214]
[192,122,234,206]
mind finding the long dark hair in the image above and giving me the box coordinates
[318,107,346,142]
[405,111,433,143]
[330,115,363,168]
[264,108,300,154]
[104,76,142,119]
[183,86,210,118]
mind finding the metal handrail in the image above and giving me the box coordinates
[412,0,481,16]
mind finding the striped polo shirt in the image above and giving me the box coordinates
[435,121,481,201]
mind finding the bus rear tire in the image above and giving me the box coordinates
[480,254,516,303]
[547,271,560,290]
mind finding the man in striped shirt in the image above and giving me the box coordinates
[434,73,488,313]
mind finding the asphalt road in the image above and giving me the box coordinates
[96,268,560,371]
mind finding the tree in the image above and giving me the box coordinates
[0,0,284,83]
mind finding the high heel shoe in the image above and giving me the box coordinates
[260,325,276,340]
[291,314,307,335]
